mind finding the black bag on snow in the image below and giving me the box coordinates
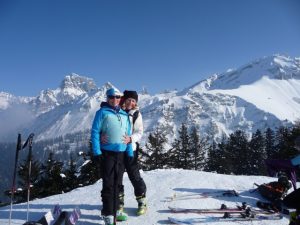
[257,174,292,201]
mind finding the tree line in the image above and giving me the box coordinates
[3,122,300,204]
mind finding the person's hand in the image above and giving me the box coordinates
[123,135,132,144]
[101,134,108,144]
[93,154,103,178]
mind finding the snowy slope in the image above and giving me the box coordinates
[0,169,294,225]
[209,77,300,121]
[187,55,300,122]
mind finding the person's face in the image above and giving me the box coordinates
[125,98,136,110]
[107,95,121,107]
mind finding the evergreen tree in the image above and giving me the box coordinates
[140,126,167,170]
[172,124,191,169]
[275,126,294,159]
[205,141,222,172]
[205,136,230,174]
[217,136,231,174]
[264,128,276,159]
[77,151,100,186]
[39,152,64,197]
[226,130,250,174]
[189,127,206,170]
[249,129,267,175]
[168,139,180,169]
[17,156,41,201]
[291,121,300,155]
[64,154,78,192]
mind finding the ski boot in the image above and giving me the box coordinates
[103,215,114,225]
[289,209,300,225]
[116,210,128,222]
[116,193,128,221]
[136,195,147,216]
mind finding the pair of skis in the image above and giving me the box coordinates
[168,214,283,224]
[168,202,277,214]
[168,203,283,224]
[23,204,81,225]
[165,189,239,202]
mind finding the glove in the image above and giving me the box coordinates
[93,154,103,178]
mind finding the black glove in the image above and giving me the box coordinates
[93,154,103,178]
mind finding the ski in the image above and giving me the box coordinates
[169,204,245,214]
[168,214,283,224]
[168,203,277,215]
[166,190,238,202]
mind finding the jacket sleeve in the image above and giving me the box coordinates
[131,112,144,144]
[291,154,300,166]
[91,110,103,156]
[125,117,134,157]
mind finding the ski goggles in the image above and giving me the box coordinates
[108,95,121,99]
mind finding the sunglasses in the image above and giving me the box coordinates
[108,95,121,99]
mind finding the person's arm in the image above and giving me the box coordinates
[131,112,144,144]
[91,110,103,156]
[125,117,133,157]
[291,154,300,166]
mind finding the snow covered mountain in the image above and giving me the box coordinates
[0,169,294,224]
[1,55,300,143]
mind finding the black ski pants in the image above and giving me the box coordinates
[119,150,147,197]
[101,150,125,216]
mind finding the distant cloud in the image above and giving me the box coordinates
[0,104,34,141]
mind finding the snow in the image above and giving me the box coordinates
[0,169,294,225]
[209,76,300,121]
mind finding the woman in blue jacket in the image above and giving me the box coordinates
[91,87,133,225]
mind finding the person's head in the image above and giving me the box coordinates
[277,171,291,190]
[295,136,300,151]
[106,88,122,107]
[123,90,138,110]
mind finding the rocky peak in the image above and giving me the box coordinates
[60,73,98,93]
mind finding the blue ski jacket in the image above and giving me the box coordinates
[91,103,133,157]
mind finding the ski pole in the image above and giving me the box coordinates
[24,133,34,222]
[9,133,22,225]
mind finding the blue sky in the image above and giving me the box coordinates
[0,0,299,96]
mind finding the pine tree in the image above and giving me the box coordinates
[291,121,300,154]
[77,151,100,186]
[205,141,222,172]
[275,126,294,158]
[264,128,275,159]
[140,126,167,170]
[64,154,78,192]
[226,130,250,175]
[39,152,64,197]
[217,136,231,174]
[172,124,191,169]
[189,127,206,170]
[17,156,41,201]
[249,129,267,175]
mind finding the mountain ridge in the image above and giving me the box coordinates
[0,54,299,142]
